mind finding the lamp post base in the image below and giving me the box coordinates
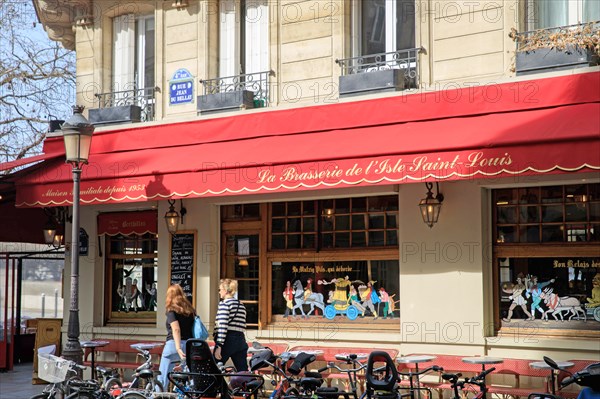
[61,309,82,363]
[62,338,83,363]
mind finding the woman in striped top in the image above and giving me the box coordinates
[214,278,248,371]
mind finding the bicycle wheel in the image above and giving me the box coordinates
[30,386,65,399]
[284,387,300,399]
[118,391,151,399]
[104,377,122,391]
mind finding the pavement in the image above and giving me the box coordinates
[0,362,45,399]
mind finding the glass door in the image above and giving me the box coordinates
[222,233,260,329]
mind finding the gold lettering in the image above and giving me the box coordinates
[257,169,275,183]
[466,152,513,168]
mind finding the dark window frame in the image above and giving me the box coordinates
[492,183,600,338]
[269,195,399,250]
[104,233,158,325]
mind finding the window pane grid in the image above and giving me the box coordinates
[494,183,599,243]
[221,203,261,220]
[270,196,399,249]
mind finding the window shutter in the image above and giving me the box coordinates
[245,1,269,74]
[113,14,135,93]
[220,0,240,79]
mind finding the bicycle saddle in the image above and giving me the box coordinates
[300,375,324,391]
[249,348,277,371]
[136,369,155,379]
[288,352,317,375]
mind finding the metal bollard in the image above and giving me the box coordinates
[41,293,46,318]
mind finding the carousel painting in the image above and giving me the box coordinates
[500,257,600,327]
[272,260,400,322]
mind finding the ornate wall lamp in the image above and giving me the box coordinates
[419,182,444,228]
[43,207,69,248]
[164,199,187,234]
[43,213,58,245]
[52,232,64,249]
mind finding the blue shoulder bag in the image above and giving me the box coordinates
[193,313,209,340]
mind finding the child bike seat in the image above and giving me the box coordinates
[366,351,399,393]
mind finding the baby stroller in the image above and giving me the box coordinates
[168,339,264,399]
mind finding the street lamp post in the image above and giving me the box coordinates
[61,105,94,363]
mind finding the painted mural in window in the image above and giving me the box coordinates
[106,233,158,323]
[272,260,399,321]
[499,257,600,327]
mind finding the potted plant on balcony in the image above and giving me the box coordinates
[509,22,600,75]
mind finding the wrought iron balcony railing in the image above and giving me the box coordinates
[199,70,274,108]
[336,47,424,86]
[514,21,600,52]
[94,86,159,122]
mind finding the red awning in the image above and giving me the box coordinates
[13,72,600,207]
[0,200,49,243]
[0,152,63,172]
[97,211,158,235]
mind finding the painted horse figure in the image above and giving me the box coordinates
[541,288,586,321]
[291,279,325,318]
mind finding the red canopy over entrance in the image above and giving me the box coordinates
[97,211,158,236]
[13,72,600,207]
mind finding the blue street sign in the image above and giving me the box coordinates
[169,69,194,105]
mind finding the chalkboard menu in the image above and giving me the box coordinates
[169,231,197,304]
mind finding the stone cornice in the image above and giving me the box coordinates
[32,0,93,50]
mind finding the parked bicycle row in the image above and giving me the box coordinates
[31,339,599,399]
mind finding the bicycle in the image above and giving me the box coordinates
[528,357,600,399]
[167,339,265,399]
[249,346,323,399]
[30,353,87,399]
[316,353,370,399]
[124,343,164,393]
[441,367,495,399]
[95,365,122,392]
[32,353,122,399]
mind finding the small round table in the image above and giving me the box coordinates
[530,361,574,394]
[462,356,504,372]
[462,356,504,386]
[80,340,110,380]
[396,355,436,399]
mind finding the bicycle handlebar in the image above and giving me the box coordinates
[465,367,496,388]
[397,365,444,377]
[560,368,597,389]
[477,367,496,381]
[318,365,329,373]
[74,363,87,371]
[320,361,367,374]
[335,353,368,362]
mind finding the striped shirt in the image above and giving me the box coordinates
[215,298,246,345]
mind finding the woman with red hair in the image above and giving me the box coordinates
[158,284,196,387]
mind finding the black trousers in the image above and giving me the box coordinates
[219,331,248,371]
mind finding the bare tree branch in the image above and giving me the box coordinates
[0,0,75,171]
